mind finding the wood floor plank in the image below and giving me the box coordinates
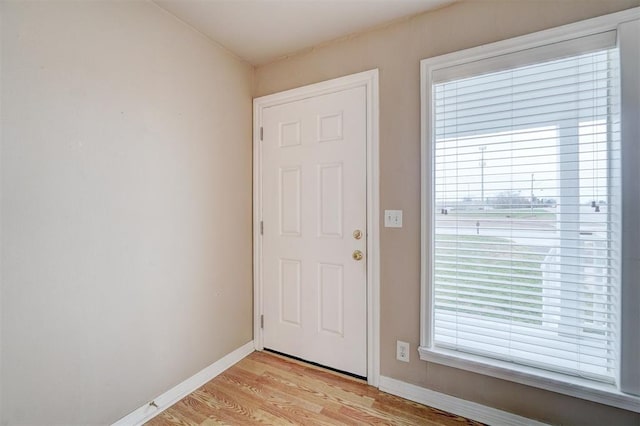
[200,419,228,426]
[220,370,325,414]
[250,365,377,409]
[195,387,269,425]
[145,351,485,426]
[150,405,200,426]
[203,379,324,425]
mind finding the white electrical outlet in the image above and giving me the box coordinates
[396,340,410,362]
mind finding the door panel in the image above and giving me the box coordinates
[261,86,367,376]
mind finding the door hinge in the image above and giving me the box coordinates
[260,314,264,329]
[260,221,264,235]
[260,126,263,141]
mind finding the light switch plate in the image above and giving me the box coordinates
[384,210,403,228]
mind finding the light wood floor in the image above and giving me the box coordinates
[146,351,483,425]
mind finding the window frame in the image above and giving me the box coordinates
[419,8,640,412]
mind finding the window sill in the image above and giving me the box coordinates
[418,346,640,413]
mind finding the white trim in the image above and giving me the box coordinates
[420,50,435,354]
[111,341,255,426]
[420,7,639,77]
[618,18,640,398]
[253,69,380,386]
[420,7,640,410]
[378,375,549,426]
[418,347,640,413]
[366,70,381,387]
[253,86,264,351]
[431,30,617,83]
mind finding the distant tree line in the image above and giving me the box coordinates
[489,191,556,209]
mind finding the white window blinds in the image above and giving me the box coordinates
[431,41,621,383]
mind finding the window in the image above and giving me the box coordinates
[420,10,639,410]
[433,46,620,383]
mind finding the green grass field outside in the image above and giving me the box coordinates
[434,234,546,325]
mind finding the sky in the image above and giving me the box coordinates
[432,47,618,207]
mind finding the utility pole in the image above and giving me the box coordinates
[531,173,534,216]
[479,146,487,208]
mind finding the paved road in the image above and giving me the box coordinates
[434,206,608,248]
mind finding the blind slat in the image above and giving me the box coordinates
[434,292,616,321]
[431,45,621,384]
[434,321,616,357]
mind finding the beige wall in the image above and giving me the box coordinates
[0,1,253,424]
[255,1,640,424]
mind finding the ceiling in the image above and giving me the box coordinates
[153,0,456,65]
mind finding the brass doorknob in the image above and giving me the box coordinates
[353,229,363,240]
[352,250,363,261]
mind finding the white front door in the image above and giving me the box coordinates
[261,86,367,377]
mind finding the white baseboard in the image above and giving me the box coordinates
[112,340,255,426]
[378,375,549,426]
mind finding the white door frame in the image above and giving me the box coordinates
[253,69,380,386]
